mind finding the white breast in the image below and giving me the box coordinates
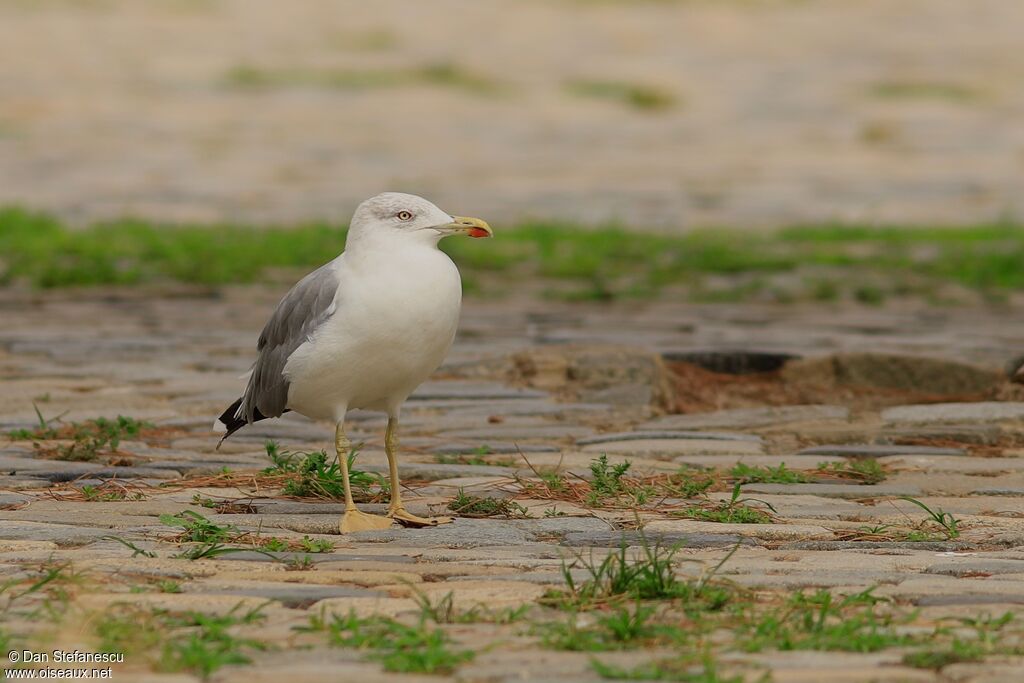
[282,244,462,420]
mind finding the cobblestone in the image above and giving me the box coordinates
[1,290,1023,681]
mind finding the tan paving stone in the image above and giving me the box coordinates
[306,596,421,619]
[645,519,834,542]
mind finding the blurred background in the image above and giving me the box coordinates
[1,0,1022,230]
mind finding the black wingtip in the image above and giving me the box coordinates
[215,397,282,449]
[216,397,248,447]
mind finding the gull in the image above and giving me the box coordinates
[214,192,492,532]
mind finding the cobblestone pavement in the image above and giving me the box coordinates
[0,0,1022,228]
[2,288,1024,681]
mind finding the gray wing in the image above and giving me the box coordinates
[237,262,339,423]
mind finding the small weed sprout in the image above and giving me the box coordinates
[447,489,529,518]
[675,483,776,524]
[900,497,961,540]
[816,458,886,484]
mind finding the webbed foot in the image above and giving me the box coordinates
[389,507,454,528]
[339,508,395,533]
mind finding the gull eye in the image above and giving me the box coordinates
[396,210,414,221]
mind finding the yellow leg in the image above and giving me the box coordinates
[336,422,393,533]
[385,416,453,528]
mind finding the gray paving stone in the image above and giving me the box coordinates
[516,517,611,535]
[0,477,51,489]
[0,520,119,545]
[577,431,763,446]
[410,400,610,418]
[441,425,595,440]
[156,416,225,430]
[250,500,347,515]
[925,560,1024,577]
[640,405,850,431]
[915,594,1024,606]
[214,551,415,564]
[44,466,179,482]
[144,460,238,474]
[561,530,755,548]
[361,462,515,480]
[880,425,1006,445]
[0,492,33,508]
[730,571,911,589]
[970,488,1024,496]
[584,438,764,457]
[742,483,923,498]
[448,571,584,585]
[344,518,533,548]
[427,443,559,455]
[882,402,1024,425]
[186,581,384,608]
[798,444,967,457]
[0,458,179,482]
[409,381,547,401]
[781,540,981,551]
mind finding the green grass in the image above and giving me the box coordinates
[903,639,986,669]
[259,535,333,553]
[816,458,886,484]
[900,496,961,540]
[301,609,475,675]
[225,62,499,95]
[3,208,1024,303]
[729,462,808,484]
[676,504,772,525]
[529,534,1024,679]
[536,604,663,651]
[160,510,238,544]
[664,468,717,499]
[673,483,776,525]
[263,440,385,501]
[411,589,530,625]
[80,483,145,501]
[447,489,529,518]
[435,451,516,467]
[585,454,656,506]
[7,407,152,462]
[592,656,743,682]
[95,603,269,679]
[738,588,913,653]
[566,79,677,111]
[546,539,734,611]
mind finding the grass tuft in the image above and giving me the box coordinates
[447,489,529,518]
[674,482,776,525]
[7,407,152,462]
[816,458,886,484]
[729,462,808,484]
[263,441,385,501]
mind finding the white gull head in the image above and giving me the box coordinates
[345,192,492,250]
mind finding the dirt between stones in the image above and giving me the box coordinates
[669,353,1020,415]
[476,345,1024,418]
